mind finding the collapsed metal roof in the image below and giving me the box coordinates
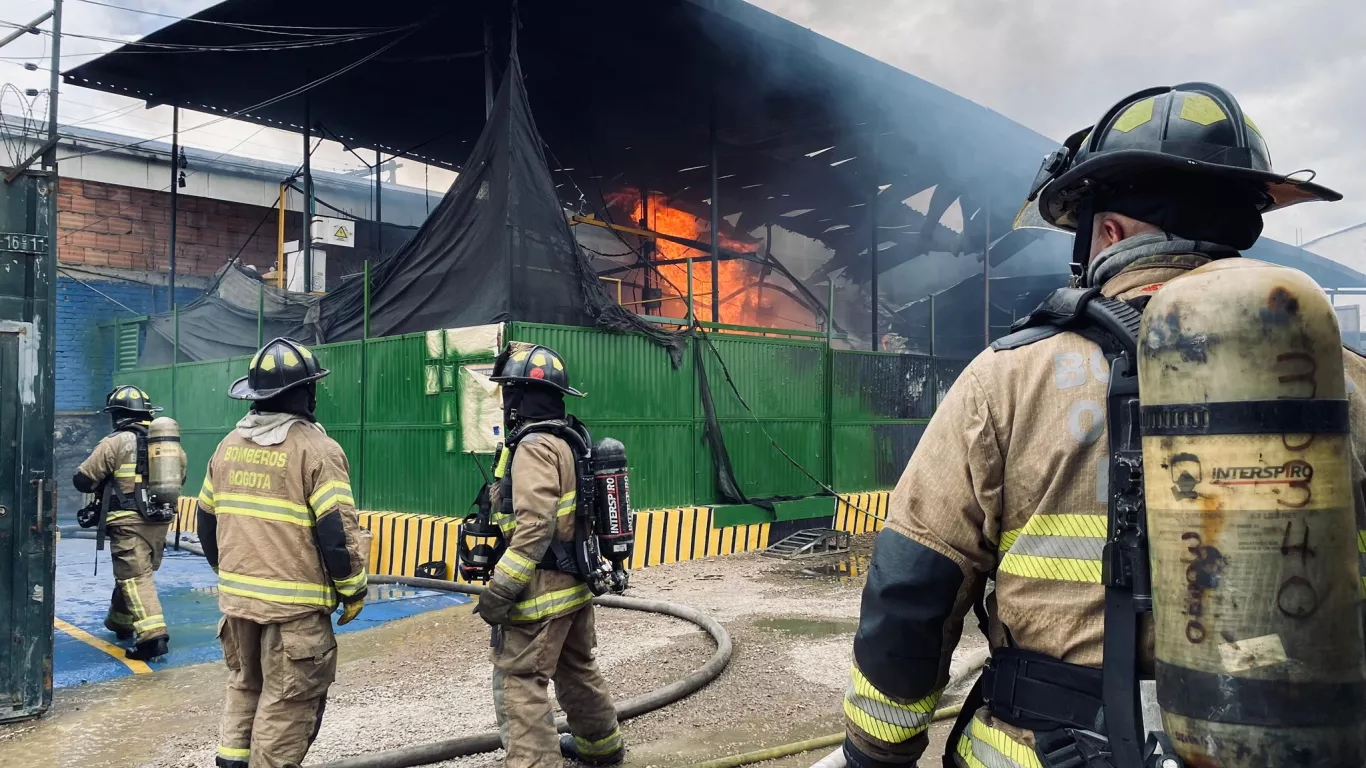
[63,0,1057,293]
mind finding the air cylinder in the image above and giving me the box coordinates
[1139,259,1365,766]
[146,416,184,510]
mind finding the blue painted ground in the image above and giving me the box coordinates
[55,537,469,689]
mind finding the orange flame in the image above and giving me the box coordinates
[608,191,778,326]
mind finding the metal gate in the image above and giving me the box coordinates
[0,171,57,723]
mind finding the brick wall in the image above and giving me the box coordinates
[56,178,284,276]
[56,275,202,411]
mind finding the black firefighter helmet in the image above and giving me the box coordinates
[104,385,162,415]
[490,343,584,397]
[229,337,330,401]
[1027,82,1340,234]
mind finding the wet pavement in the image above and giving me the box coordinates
[53,536,470,688]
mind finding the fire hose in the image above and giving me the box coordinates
[60,527,735,768]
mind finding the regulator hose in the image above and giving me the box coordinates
[60,528,735,768]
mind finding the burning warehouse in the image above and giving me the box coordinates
[63,0,1062,358]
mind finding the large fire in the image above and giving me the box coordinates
[607,191,774,327]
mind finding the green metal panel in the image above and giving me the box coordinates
[701,336,826,419]
[313,340,362,427]
[366,333,441,425]
[0,171,57,723]
[115,321,141,371]
[510,323,697,510]
[362,426,480,516]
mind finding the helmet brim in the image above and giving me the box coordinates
[103,404,163,414]
[1039,150,1342,230]
[488,375,585,398]
[228,369,330,401]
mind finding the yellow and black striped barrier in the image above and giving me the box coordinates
[170,491,891,580]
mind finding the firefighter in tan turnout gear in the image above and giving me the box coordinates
[197,337,369,768]
[73,385,186,661]
[479,343,624,768]
[842,83,1365,768]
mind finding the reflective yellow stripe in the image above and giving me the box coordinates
[334,570,367,597]
[216,492,314,527]
[493,512,516,535]
[217,745,250,760]
[1357,530,1365,553]
[844,663,940,743]
[134,615,166,633]
[510,584,593,622]
[998,553,1102,584]
[496,550,536,585]
[998,513,1106,583]
[199,477,216,507]
[310,480,355,515]
[957,716,1043,768]
[556,491,577,517]
[120,579,148,621]
[574,728,622,756]
[1019,514,1106,539]
[493,448,510,479]
[999,529,1021,554]
[115,463,137,479]
[219,570,335,607]
[107,510,139,522]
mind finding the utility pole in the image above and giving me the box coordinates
[168,107,179,311]
[983,198,992,347]
[302,98,313,293]
[43,0,62,169]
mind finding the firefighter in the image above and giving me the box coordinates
[197,337,369,768]
[841,83,1361,768]
[480,342,623,768]
[73,385,185,661]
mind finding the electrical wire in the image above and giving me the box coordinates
[0,18,417,51]
[69,0,411,34]
[56,18,429,165]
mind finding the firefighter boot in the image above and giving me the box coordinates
[127,636,169,661]
[559,733,625,766]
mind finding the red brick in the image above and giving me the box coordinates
[120,235,148,254]
[93,233,121,251]
[70,195,98,215]
[129,188,156,206]
[107,186,132,203]
[69,232,100,250]
[143,207,169,224]
[151,223,171,242]
[108,217,136,236]
[82,248,110,267]
[90,199,123,217]
[84,183,111,200]
[106,252,137,269]
[59,178,82,195]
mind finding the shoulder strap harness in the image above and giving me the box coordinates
[949,288,1176,768]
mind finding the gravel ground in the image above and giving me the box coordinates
[0,536,988,768]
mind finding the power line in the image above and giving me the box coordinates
[69,0,410,34]
[56,19,427,165]
[0,19,413,52]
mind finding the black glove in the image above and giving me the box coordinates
[474,586,515,626]
[77,503,101,529]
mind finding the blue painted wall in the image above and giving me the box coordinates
[56,275,201,411]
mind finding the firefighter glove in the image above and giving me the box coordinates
[475,586,515,626]
[337,596,365,626]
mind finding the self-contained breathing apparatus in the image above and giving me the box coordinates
[458,418,635,596]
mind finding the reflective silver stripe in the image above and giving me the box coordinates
[575,728,622,756]
[1007,535,1105,561]
[510,584,593,621]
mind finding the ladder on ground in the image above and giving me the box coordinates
[762,528,851,559]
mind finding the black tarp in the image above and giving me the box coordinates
[320,55,681,360]
[140,263,319,365]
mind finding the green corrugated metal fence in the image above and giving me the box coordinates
[117,321,965,517]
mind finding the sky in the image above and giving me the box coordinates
[2,0,1364,252]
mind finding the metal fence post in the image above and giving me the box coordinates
[171,303,179,416]
[358,259,370,508]
[825,281,836,490]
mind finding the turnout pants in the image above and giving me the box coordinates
[492,605,621,768]
[217,612,338,768]
[105,520,170,643]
